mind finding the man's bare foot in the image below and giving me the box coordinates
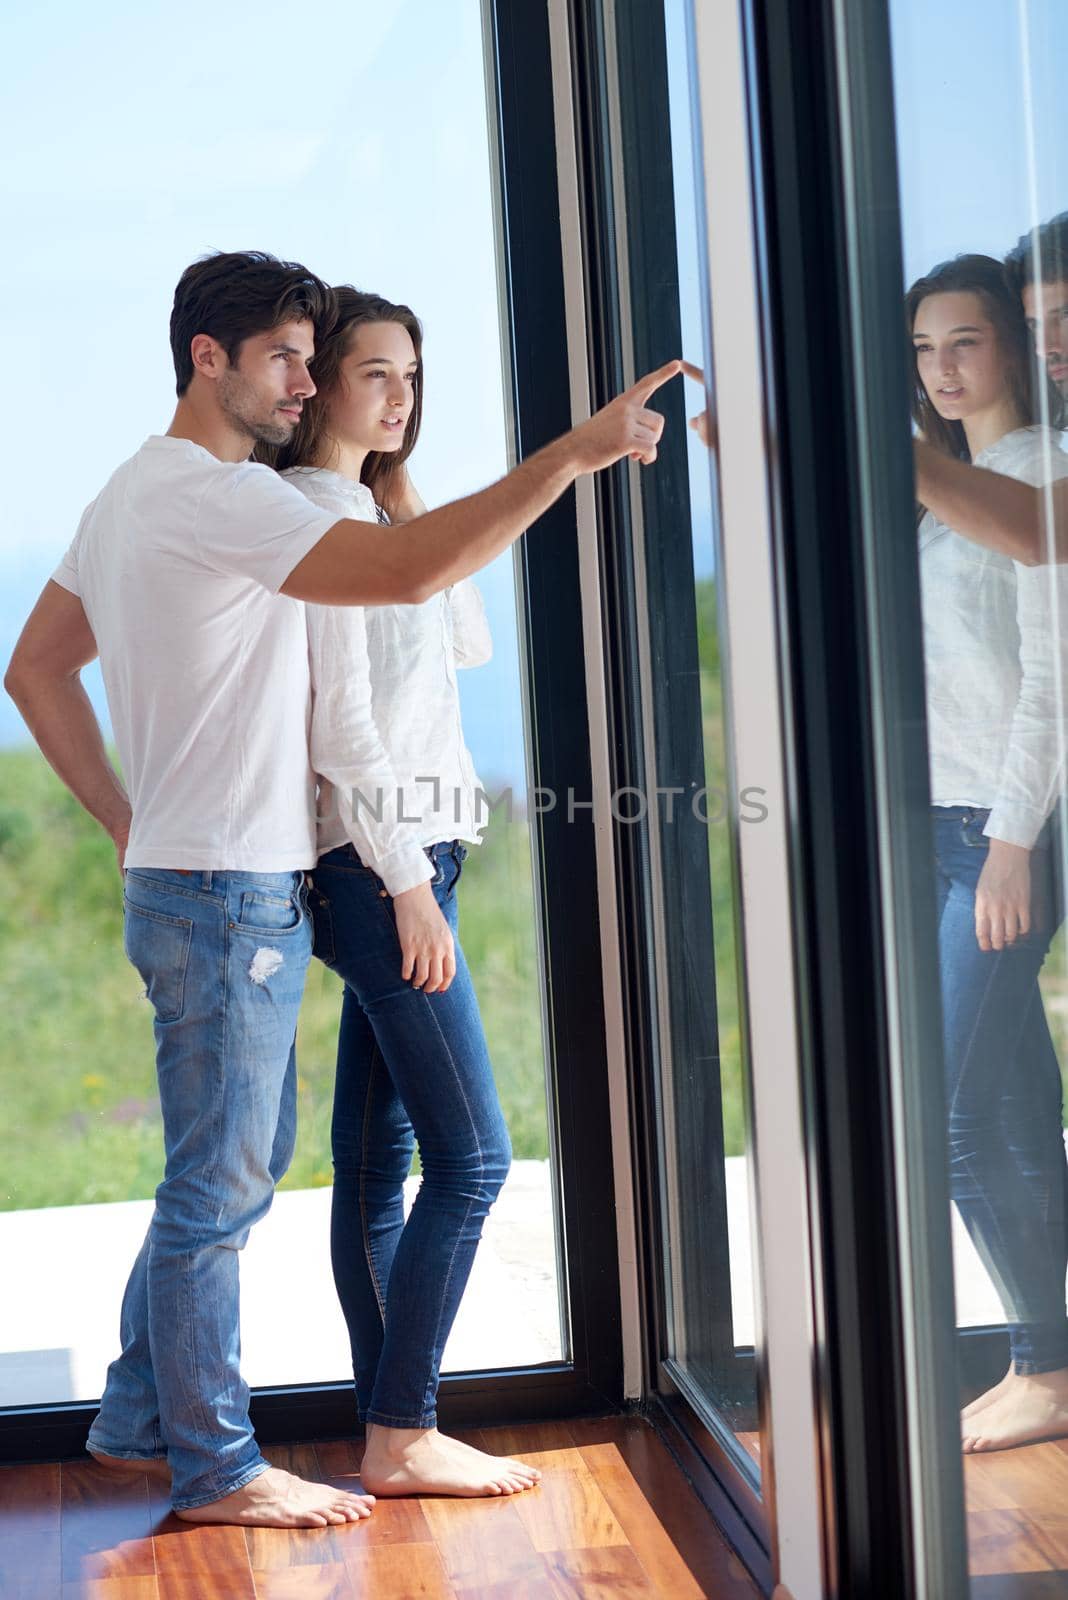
[361,1423,541,1497]
[961,1365,1013,1422]
[175,1466,375,1527]
[88,1449,171,1482]
[962,1367,1068,1453]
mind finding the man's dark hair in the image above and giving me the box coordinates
[169,250,337,397]
[1005,212,1068,296]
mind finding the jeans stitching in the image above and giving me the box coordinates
[404,993,491,1420]
[360,1049,389,1326]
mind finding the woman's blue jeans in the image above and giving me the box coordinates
[934,807,1068,1373]
[86,868,311,1509]
[310,840,511,1428]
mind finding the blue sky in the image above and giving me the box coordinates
[1,0,1066,788]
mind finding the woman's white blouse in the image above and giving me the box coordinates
[283,466,493,893]
[920,425,1068,848]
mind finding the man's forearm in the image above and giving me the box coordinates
[393,436,578,596]
[913,440,1062,566]
[289,434,580,606]
[7,672,130,840]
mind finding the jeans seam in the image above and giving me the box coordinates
[407,993,486,1418]
[360,1048,389,1326]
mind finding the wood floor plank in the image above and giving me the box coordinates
[1010,1509,1068,1573]
[968,1510,1054,1575]
[157,1570,256,1600]
[512,1467,627,1554]
[312,1443,364,1481]
[419,1495,544,1591]
[966,1442,1068,1515]
[60,1461,158,1585]
[0,1530,65,1599]
[151,1507,256,1599]
[540,1545,659,1598]
[572,1423,758,1600]
[59,1578,161,1599]
[474,1423,583,1460]
[0,1461,62,1531]
[345,1542,456,1598]
[251,1563,354,1599]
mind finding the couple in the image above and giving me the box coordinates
[5,250,683,1528]
[904,237,1068,1454]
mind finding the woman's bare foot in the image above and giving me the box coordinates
[961,1365,1013,1423]
[175,1466,375,1527]
[88,1449,171,1482]
[962,1367,1068,1454]
[360,1424,541,1497]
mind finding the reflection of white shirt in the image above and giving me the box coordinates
[285,467,492,894]
[920,425,1068,848]
[52,436,336,869]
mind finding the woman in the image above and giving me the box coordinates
[910,254,1068,1453]
[275,288,540,1498]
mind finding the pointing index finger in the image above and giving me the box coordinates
[628,357,683,403]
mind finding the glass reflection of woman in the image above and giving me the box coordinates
[910,254,1068,1453]
[272,288,540,1498]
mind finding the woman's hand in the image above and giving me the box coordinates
[682,359,716,449]
[393,880,456,993]
[975,838,1032,951]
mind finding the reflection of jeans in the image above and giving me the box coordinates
[86,869,311,1508]
[311,840,511,1427]
[934,807,1068,1373]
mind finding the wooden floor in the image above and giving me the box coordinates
[743,1429,1068,1595]
[0,1416,760,1599]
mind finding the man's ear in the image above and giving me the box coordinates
[189,334,227,382]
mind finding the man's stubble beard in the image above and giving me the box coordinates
[217,367,297,448]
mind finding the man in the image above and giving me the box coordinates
[5,250,679,1528]
[914,211,1068,563]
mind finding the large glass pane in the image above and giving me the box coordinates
[632,0,763,1486]
[0,0,561,1408]
[882,1,1068,1586]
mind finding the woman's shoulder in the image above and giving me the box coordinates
[976,426,1068,485]
[281,466,378,520]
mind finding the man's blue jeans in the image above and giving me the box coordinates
[86,868,311,1509]
[934,807,1068,1374]
[310,840,511,1428]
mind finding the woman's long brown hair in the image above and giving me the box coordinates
[266,285,424,514]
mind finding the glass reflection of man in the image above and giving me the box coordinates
[915,213,1068,563]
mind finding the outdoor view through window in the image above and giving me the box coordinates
[0,0,561,1408]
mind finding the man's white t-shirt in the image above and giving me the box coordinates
[51,435,338,871]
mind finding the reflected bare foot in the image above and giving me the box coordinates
[962,1368,1068,1453]
[961,1365,1013,1422]
[175,1466,375,1527]
[88,1449,171,1482]
[361,1423,541,1498]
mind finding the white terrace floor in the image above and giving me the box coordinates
[0,1156,1021,1409]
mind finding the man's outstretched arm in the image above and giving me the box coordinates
[5,581,132,868]
[913,440,1068,567]
[281,360,682,605]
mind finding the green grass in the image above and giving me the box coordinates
[0,748,549,1211]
